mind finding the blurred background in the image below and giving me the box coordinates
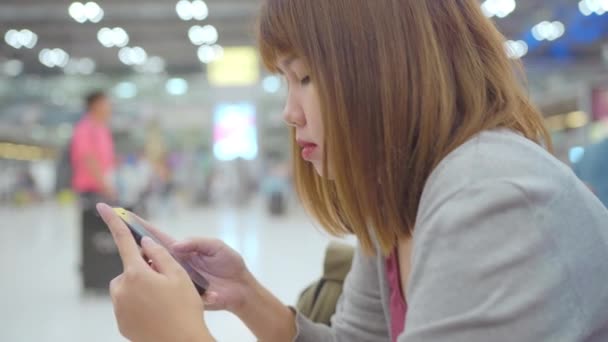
[0,0,607,341]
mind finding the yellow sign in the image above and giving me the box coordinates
[208,46,259,87]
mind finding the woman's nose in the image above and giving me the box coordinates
[282,100,306,128]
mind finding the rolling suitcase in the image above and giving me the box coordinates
[80,207,123,293]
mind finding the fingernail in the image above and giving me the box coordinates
[96,203,114,217]
[142,236,157,247]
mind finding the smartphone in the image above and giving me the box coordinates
[112,207,208,295]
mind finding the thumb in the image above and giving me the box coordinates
[142,237,181,276]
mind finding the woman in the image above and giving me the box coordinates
[97,0,608,341]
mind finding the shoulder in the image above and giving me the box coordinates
[73,116,92,135]
[402,130,608,340]
[414,129,595,250]
[418,129,574,223]
[411,129,580,289]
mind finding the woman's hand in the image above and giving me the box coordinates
[97,203,213,342]
[133,215,255,313]
[133,212,297,341]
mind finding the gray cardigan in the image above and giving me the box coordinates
[295,130,608,342]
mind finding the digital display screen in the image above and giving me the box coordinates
[212,103,258,161]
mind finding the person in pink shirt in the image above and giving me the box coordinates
[71,91,116,202]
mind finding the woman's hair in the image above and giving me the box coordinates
[257,0,552,255]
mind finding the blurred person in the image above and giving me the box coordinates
[71,90,117,203]
[74,90,123,292]
[97,1,608,342]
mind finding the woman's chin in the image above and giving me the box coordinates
[311,161,321,175]
[312,161,334,180]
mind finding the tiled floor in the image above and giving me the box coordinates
[0,199,352,342]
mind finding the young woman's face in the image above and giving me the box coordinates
[277,56,325,176]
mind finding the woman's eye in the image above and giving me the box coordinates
[300,76,311,86]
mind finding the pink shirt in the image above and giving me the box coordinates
[386,249,407,342]
[71,115,115,192]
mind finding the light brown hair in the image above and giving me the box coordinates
[257,0,552,255]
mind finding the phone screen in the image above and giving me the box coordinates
[112,208,209,294]
[112,207,159,246]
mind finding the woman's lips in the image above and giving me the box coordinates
[301,145,317,160]
[297,140,317,160]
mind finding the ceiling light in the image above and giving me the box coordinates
[579,0,593,15]
[198,45,216,64]
[39,49,53,67]
[177,0,208,21]
[532,21,566,41]
[18,29,38,49]
[188,26,203,44]
[166,78,188,96]
[586,0,602,12]
[98,27,129,48]
[118,47,132,65]
[113,28,129,47]
[578,0,608,15]
[130,47,147,65]
[118,46,148,65]
[201,25,218,44]
[549,21,565,41]
[191,0,209,20]
[505,40,528,59]
[52,48,70,68]
[4,29,38,49]
[176,0,194,21]
[97,28,113,47]
[4,30,18,47]
[39,48,70,68]
[69,2,104,23]
[188,25,218,45]
[69,2,87,23]
[481,0,516,18]
[197,44,223,64]
[84,2,104,23]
